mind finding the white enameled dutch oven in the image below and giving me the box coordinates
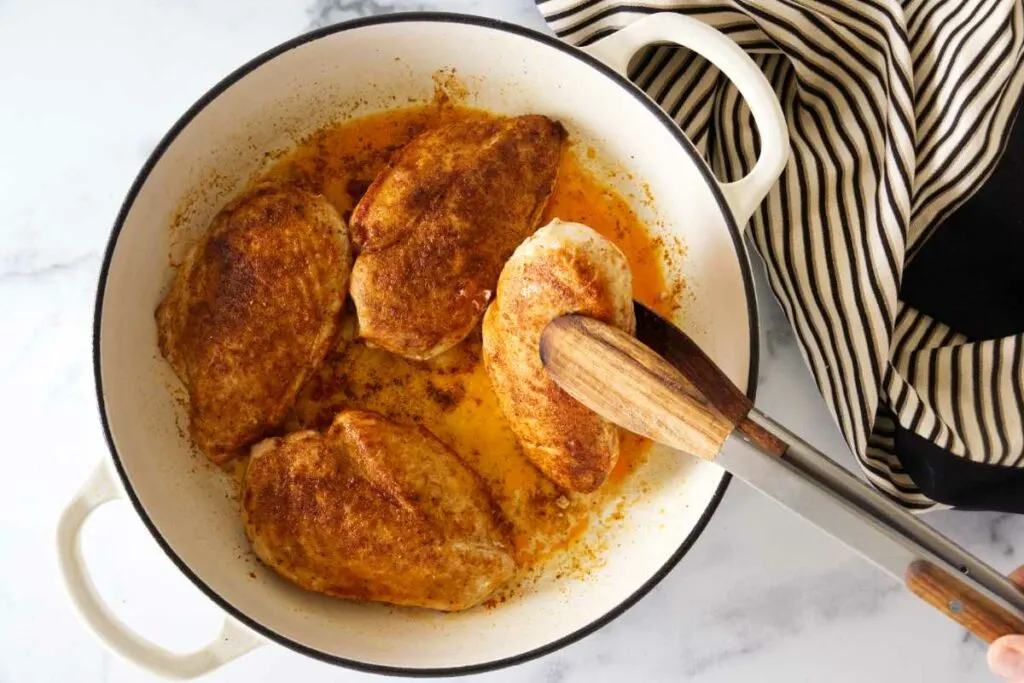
[58,12,788,678]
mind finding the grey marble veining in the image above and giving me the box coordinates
[0,1,1019,682]
[308,0,434,26]
[306,0,551,31]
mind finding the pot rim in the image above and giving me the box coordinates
[92,11,757,677]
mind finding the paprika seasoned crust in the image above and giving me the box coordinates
[241,409,515,611]
[156,183,352,464]
[349,114,566,360]
[482,219,636,493]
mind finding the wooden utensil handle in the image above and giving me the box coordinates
[540,311,792,461]
[735,415,789,458]
[634,304,787,457]
[540,314,737,460]
[906,560,1024,643]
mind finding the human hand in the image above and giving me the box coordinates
[988,566,1024,681]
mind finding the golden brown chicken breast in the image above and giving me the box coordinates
[349,114,565,360]
[156,184,352,464]
[241,410,515,611]
[482,219,636,493]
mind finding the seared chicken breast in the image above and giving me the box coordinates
[349,114,565,360]
[482,219,636,492]
[157,184,351,464]
[242,410,515,611]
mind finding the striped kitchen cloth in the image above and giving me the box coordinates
[537,0,1024,512]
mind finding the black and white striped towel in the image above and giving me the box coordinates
[537,0,1024,512]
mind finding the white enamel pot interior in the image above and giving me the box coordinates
[60,12,788,678]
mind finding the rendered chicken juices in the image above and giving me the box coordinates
[160,104,676,609]
[279,105,672,573]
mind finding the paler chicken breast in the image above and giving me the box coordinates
[241,409,515,611]
[482,219,636,493]
[156,183,352,464]
[349,114,565,360]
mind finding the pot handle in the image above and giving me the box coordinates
[583,13,789,229]
[56,462,263,679]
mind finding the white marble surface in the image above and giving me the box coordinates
[1,0,1020,681]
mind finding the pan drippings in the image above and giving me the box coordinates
[260,104,674,574]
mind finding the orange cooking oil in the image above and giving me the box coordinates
[263,104,671,573]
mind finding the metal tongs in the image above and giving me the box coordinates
[539,302,1024,643]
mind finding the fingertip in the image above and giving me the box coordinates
[989,635,1024,680]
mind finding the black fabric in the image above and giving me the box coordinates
[896,93,1024,511]
[901,98,1024,343]
[896,430,1024,513]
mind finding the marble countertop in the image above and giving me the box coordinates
[2,0,1020,681]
